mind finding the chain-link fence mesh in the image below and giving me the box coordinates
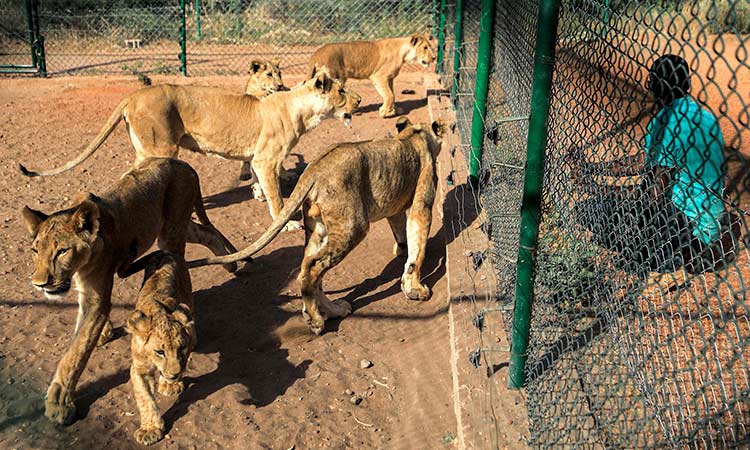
[0,0,433,77]
[440,0,750,447]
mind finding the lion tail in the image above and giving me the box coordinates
[186,173,315,269]
[19,98,128,177]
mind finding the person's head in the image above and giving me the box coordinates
[647,54,691,106]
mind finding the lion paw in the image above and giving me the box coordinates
[402,278,431,301]
[250,183,266,201]
[283,220,304,232]
[97,320,114,347]
[158,378,185,396]
[302,309,326,335]
[379,106,397,118]
[45,382,76,425]
[135,426,164,446]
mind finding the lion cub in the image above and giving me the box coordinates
[122,251,195,446]
[308,34,435,117]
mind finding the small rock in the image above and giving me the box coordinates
[350,396,362,406]
[7,378,15,385]
[345,389,354,396]
[359,359,373,369]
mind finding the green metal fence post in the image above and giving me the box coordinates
[179,0,187,76]
[467,0,495,188]
[435,0,446,74]
[195,0,202,40]
[31,0,46,77]
[450,0,464,107]
[24,0,37,68]
[508,0,562,390]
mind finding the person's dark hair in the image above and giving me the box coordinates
[647,54,691,105]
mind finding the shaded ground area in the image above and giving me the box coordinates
[0,72,456,449]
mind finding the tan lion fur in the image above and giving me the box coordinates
[19,71,362,228]
[308,34,435,117]
[123,251,195,446]
[21,157,237,426]
[188,117,445,334]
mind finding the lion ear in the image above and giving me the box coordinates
[21,206,48,238]
[126,310,151,336]
[396,117,412,133]
[314,72,333,94]
[71,195,100,238]
[410,34,420,46]
[250,60,263,73]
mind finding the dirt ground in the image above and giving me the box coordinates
[0,72,457,449]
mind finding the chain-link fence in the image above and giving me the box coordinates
[0,0,432,77]
[438,0,750,447]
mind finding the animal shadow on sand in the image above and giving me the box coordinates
[356,97,427,116]
[202,155,307,211]
[161,244,310,432]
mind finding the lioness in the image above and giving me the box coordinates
[240,58,287,185]
[308,34,435,118]
[188,118,445,334]
[19,70,362,230]
[21,157,237,425]
[122,251,195,446]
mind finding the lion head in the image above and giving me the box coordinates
[407,34,436,68]
[21,195,102,299]
[245,59,285,98]
[395,116,447,154]
[127,305,195,381]
[308,67,361,127]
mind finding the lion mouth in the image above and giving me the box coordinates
[42,280,71,299]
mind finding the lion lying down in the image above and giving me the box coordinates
[188,117,445,334]
[21,157,237,425]
[122,251,195,446]
[19,70,361,230]
[308,34,435,117]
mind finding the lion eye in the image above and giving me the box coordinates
[56,248,69,258]
[154,349,165,357]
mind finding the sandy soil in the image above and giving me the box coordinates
[0,71,458,449]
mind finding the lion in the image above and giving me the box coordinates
[21,157,237,426]
[308,33,435,118]
[240,58,287,186]
[19,70,362,230]
[122,251,195,446]
[188,117,445,334]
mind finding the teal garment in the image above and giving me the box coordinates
[645,97,726,244]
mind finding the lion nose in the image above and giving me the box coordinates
[32,273,52,288]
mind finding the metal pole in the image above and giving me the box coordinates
[179,0,187,76]
[435,0,446,74]
[31,0,46,77]
[450,0,464,107]
[508,0,561,390]
[467,0,495,188]
[195,0,202,40]
[24,0,37,68]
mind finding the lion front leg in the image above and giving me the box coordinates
[372,76,397,118]
[253,156,302,231]
[130,364,164,446]
[46,288,112,425]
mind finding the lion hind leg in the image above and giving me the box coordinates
[387,212,408,257]
[298,212,364,334]
[401,205,432,301]
[186,221,239,273]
